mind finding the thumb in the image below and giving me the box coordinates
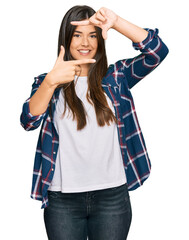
[58,45,65,61]
[102,28,108,40]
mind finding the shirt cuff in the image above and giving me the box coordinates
[132,28,159,50]
[22,98,46,123]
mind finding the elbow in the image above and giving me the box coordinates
[20,122,32,131]
[20,114,36,131]
[20,100,46,131]
[155,33,169,63]
[20,111,43,131]
[20,120,41,131]
[145,38,169,67]
[20,113,28,131]
[159,42,169,62]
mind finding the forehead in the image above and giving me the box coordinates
[74,25,96,33]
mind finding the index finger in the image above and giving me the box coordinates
[70,58,96,65]
[70,20,90,26]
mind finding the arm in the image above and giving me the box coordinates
[71,7,169,88]
[20,74,49,131]
[71,7,148,42]
[102,9,168,88]
[29,76,56,116]
[20,46,96,131]
[111,15,169,88]
[29,46,96,116]
[114,28,169,89]
[112,16,148,43]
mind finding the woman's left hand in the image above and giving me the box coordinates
[70,7,118,40]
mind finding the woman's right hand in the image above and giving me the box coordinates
[44,45,96,88]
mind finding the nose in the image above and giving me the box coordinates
[81,36,89,47]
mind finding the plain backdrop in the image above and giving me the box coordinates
[1,0,189,239]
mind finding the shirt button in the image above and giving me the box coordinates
[53,152,56,154]
[51,168,54,171]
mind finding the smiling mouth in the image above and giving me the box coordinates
[78,50,91,55]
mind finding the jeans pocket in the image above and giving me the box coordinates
[111,184,130,202]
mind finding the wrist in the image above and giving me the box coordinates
[44,72,58,90]
[112,15,120,30]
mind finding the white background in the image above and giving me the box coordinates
[1,0,189,239]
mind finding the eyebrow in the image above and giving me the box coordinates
[74,30,97,34]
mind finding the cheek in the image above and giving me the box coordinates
[70,42,76,51]
[92,40,98,51]
[70,38,80,50]
[70,43,78,57]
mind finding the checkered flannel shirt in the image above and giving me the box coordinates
[20,28,169,208]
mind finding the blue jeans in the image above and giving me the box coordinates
[44,183,132,240]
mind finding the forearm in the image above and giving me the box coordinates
[29,75,56,116]
[114,27,169,89]
[112,16,148,43]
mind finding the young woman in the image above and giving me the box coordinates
[20,5,168,240]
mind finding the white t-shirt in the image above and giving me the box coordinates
[48,75,126,192]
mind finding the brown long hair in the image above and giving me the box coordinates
[57,5,117,130]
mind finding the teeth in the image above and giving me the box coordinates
[79,50,90,53]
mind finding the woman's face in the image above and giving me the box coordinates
[70,24,98,60]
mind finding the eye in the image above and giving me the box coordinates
[90,35,97,38]
[73,34,81,38]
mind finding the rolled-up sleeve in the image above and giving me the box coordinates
[114,28,169,89]
[20,74,48,131]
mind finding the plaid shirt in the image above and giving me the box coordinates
[20,28,169,209]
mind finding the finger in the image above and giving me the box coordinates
[75,65,81,74]
[89,16,101,25]
[71,58,96,65]
[99,8,106,18]
[70,20,90,26]
[96,11,106,22]
[102,29,108,40]
[57,45,65,61]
